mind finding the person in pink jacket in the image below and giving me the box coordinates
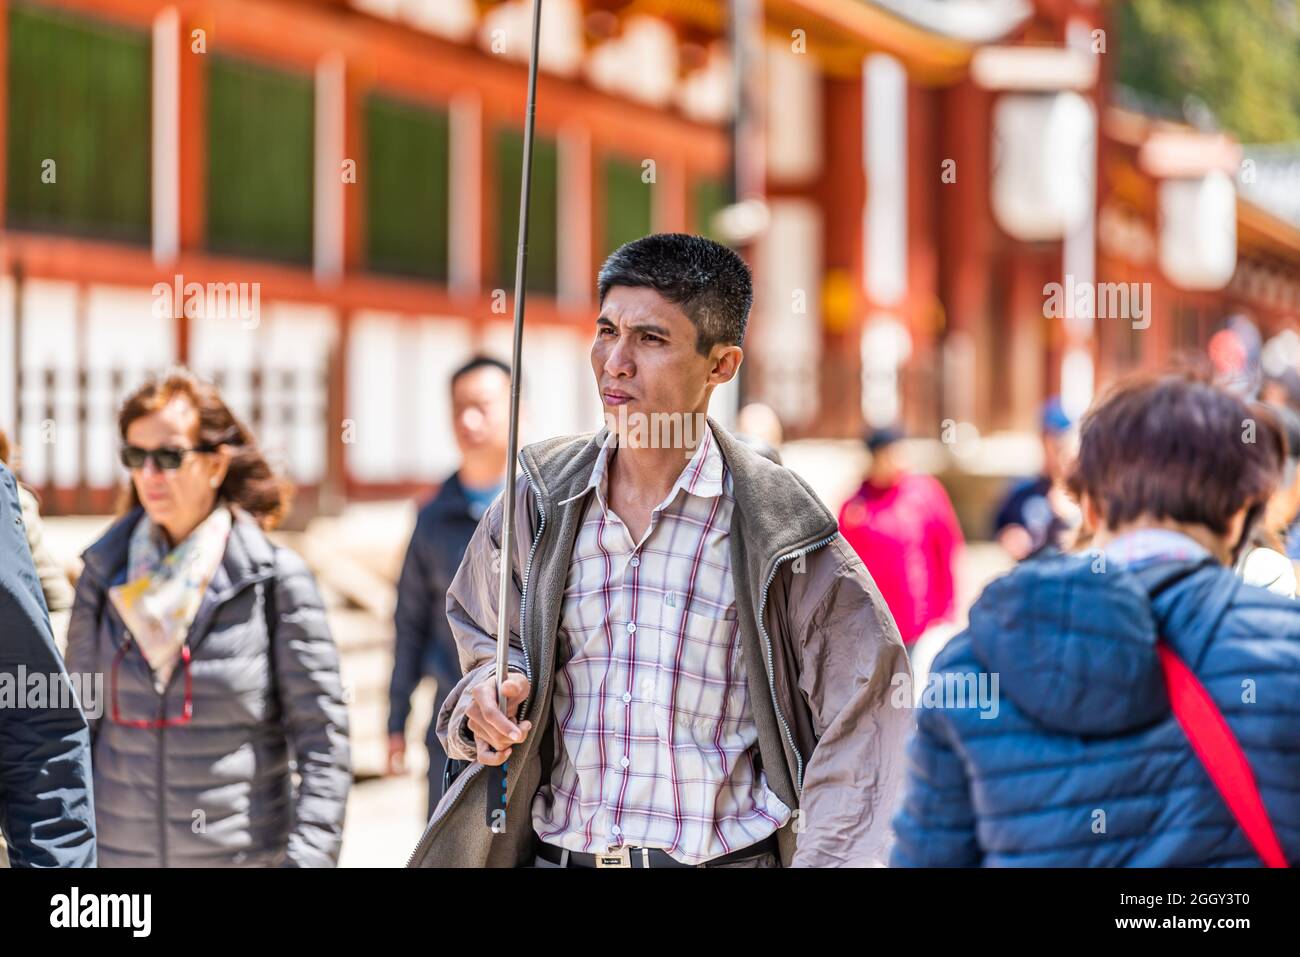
[838,428,964,645]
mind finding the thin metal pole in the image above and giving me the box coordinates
[489,0,543,828]
[12,261,23,475]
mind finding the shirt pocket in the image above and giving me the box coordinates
[654,599,747,742]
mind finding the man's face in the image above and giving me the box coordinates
[591,285,741,428]
[451,366,511,458]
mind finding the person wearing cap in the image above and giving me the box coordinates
[992,398,1080,562]
[837,427,964,646]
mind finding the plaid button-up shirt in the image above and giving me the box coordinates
[531,425,791,864]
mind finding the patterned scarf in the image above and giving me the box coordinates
[109,505,233,688]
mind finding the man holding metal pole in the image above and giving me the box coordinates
[406,0,910,869]
[407,234,912,868]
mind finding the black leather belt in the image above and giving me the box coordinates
[535,834,777,868]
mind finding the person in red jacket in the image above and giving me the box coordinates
[838,428,964,645]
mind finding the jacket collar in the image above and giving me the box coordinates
[430,471,470,514]
[516,416,834,814]
[557,420,727,511]
[520,416,837,561]
[82,505,275,590]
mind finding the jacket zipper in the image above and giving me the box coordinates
[406,461,547,866]
[149,626,173,868]
[757,532,838,794]
[150,575,267,867]
[158,715,168,867]
[513,458,545,721]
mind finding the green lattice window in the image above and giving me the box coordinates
[602,155,652,257]
[692,177,729,241]
[494,128,557,295]
[206,54,313,264]
[365,95,449,280]
[6,3,151,241]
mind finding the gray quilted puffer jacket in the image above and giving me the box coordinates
[65,506,351,867]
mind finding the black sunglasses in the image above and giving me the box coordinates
[119,443,220,471]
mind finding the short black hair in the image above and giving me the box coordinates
[450,355,511,391]
[596,233,752,355]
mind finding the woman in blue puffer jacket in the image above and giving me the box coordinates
[892,372,1300,866]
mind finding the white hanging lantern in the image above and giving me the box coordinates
[991,91,1095,241]
[1158,171,1237,291]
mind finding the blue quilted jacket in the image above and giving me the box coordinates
[891,554,1300,866]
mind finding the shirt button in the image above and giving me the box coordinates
[620,756,630,768]
[626,622,636,634]
[611,825,622,836]
[622,692,632,704]
[629,556,640,568]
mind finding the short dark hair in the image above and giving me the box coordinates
[1066,372,1284,536]
[450,355,511,392]
[597,232,752,355]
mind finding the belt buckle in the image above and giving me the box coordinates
[594,846,632,868]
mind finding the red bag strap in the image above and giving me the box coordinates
[1158,644,1288,867]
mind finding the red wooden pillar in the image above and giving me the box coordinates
[906,81,940,434]
[174,12,201,358]
[344,61,367,275]
[178,9,207,256]
[818,73,866,439]
[936,78,994,430]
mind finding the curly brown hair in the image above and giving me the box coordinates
[116,367,292,528]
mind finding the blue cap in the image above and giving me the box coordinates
[865,427,905,453]
[1041,397,1074,435]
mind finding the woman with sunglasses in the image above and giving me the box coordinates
[66,368,351,867]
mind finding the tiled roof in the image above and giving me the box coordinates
[1241,144,1300,230]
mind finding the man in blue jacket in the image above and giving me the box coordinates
[0,461,96,867]
[386,356,511,818]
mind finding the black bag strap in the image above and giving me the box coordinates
[88,578,108,748]
[262,553,281,718]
